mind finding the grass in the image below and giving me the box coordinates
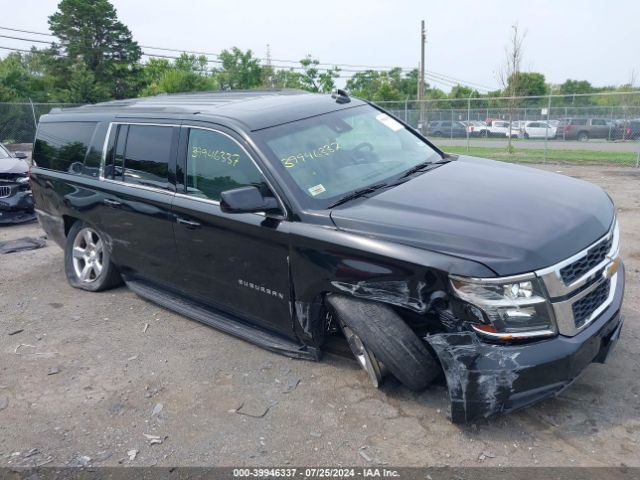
[440,146,639,166]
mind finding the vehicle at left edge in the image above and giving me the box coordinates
[0,143,35,224]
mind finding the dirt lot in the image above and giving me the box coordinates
[0,163,639,468]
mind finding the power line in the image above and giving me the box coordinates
[0,33,51,44]
[0,25,53,37]
[0,25,497,90]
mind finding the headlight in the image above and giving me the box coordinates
[450,274,557,341]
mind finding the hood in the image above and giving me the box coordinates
[0,157,29,175]
[330,156,614,276]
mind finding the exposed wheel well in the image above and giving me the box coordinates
[62,215,79,237]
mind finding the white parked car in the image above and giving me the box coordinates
[486,120,519,138]
[520,121,557,139]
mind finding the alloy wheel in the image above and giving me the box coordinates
[72,227,104,283]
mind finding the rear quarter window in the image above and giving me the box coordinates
[33,122,97,173]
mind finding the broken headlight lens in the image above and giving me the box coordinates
[449,274,557,340]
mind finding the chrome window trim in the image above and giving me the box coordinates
[99,122,286,219]
[181,125,287,219]
[98,121,180,192]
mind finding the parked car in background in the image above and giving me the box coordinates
[610,119,640,140]
[486,120,518,137]
[426,121,467,137]
[0,143,34,224]
[460,121,487,137]
[556,118,615,141]
[520,121,557,139]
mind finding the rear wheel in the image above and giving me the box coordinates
[64,221,122,292]
[326,295,439,391]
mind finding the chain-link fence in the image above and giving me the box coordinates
[0,102,80,145]
[2,94,639,166]
[377,91,640,167]
[377,91,640,130]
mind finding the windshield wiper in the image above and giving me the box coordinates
[328,182,389,208]
[399,158,451,179]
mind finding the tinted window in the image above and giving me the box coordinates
[82,122,109,177]
[591,119,606,126]
[122,125,176,189]
[572,119,588,126]
[186,128,266,201]
[34,122,96,172]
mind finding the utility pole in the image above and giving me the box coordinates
[266,44,274,88]
[419,20,426,133]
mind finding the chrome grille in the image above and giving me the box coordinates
[536,219,620,336]
[572,279,611,328]
[0,185,11,198]
[560,236,613,284]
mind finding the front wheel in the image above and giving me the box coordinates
[326,295,439,391]
[577,131,589,141]
[64,221,122,292]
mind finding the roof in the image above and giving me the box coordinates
[47,89,366,131]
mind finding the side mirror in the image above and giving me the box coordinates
[14,151,28,159]
[220,186,280,215]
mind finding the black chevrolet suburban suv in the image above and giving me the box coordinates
[30,90,625,423]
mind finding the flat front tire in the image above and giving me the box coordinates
[326,295,439,391]
[64,221,122,292]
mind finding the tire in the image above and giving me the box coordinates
[433,131,442,137]
[577,131,589,141]
[524,132,530,139]
[64,221,122,292]
[326,295,439,391]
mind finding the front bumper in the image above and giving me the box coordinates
[0,190,35,224]
[427,263,625,423]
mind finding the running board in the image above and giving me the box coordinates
[125,279,321,361]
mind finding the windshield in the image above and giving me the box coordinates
[255,105,442,208]
[0,144,10,159]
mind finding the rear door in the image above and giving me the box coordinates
[171,125,294,337]
[590,119,610,139]
[97,122,180,286]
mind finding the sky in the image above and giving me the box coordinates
[1,0,639,92]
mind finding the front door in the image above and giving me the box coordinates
[172,126,294,337]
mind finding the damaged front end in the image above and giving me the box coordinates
[427,261,625,423]
[0,165,35,225]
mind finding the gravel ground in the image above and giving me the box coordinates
[0,163,639,468]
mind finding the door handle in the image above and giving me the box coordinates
[176,217,201,228]
[103,198,121,207]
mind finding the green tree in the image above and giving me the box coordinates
[216,48,262,90]
[272,69,304,89]
[140,54,215,96]
[48,0,142,99]
[299,56,340,93]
